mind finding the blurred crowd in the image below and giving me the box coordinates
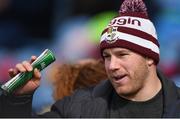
[0,0,180,114]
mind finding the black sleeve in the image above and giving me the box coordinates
[0,89,87,118]
[0,92,73,118]
[0,93,33,117]
[39,93,83,118]
[0,93,67,118]
[38,96,72,118]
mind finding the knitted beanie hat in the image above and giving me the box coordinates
[100,0,160,64]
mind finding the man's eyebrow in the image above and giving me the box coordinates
[114,49,131,53]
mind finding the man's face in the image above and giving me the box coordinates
[102,47,150,98]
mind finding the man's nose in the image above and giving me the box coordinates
[109,56,120,71]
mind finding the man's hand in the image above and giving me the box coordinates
[8,56,41,95]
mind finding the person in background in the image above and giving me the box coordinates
[50,59,107,101]
[1,0,180,117]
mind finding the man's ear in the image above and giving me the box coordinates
[146,57,154,66]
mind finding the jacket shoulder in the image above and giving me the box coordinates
[50,80,112,117]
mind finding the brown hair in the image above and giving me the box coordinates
[50,59,107,101]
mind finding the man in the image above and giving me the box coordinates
[0,0,180,117]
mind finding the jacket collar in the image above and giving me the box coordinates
[157,69,180,117]
[92,79,113,99]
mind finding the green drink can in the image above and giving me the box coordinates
[1,49,56,94]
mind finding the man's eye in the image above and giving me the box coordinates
[118,53,128,57]
[103,55,110,59]
[103,55,109,58]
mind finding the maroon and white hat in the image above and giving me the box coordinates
[100,0,160,64]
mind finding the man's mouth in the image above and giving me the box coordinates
[113,74,127,81]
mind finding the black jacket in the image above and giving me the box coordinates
[1,71,180,117]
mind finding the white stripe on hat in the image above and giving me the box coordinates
[107,16,157,39]
[101,31,160,54]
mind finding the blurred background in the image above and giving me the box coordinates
[0,0,179,114]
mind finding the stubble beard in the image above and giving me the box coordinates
[112,68,149,100]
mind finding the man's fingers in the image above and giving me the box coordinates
[8,68,17,78]
[30,56,37,64]
[16,60,33,72]
[22,61,33,72]
[9,58,35,78]
[15,63,26,72]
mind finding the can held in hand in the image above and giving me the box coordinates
[1,49,56,94]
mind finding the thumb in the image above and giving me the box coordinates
[33,68,41,79]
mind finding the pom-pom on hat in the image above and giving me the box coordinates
[100,0,160,64]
